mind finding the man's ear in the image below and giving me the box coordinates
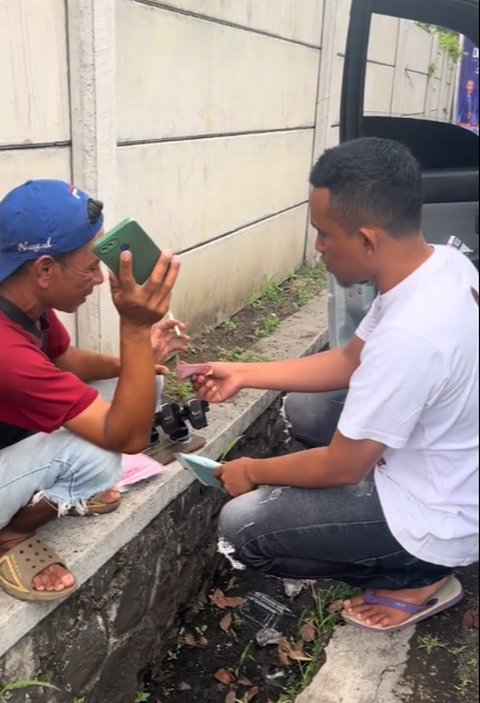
[32,256,56,288]
[357,227,378,256]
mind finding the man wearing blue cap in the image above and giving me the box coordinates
[0,179,184,601]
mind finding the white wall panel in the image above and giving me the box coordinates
[149,0,324,45]
[170,205,308,330]
[0,0,70,146]
[116,130,313,251]
[117,0,319,141]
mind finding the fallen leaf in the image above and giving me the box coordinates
[237,676,254,687]
[220,612,233,632]
[243,686,260,702]
[225,576,238,591]
[184,633,196,647]
[328,599,344,613]
[214,668,237,686]
[225,691,237,703]
[277,638,295,667]
[210,588,246,609]
[151,672,173,685]
[198,636,209,648]
[463,608,479,630]
[278,636,313,663]
[300,619,316,643]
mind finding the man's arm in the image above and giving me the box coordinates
[239,335,363,392]
[55,346,120,382]
[215,431,385,496]
[64,324,156,454]
[64,251,180,454]
[195,334,364,403]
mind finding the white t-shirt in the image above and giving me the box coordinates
[338,245,479,567]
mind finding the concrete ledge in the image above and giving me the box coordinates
[0,293,328,658]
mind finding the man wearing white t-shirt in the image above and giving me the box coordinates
[194,137,479,631]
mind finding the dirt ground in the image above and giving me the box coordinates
[145,567,350,703]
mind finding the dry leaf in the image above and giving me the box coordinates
[225,576,238,591]
[328,599,345,613]
[210,588,246,609]
[184,633,196,647]
[278,636,313,663]
[220,612,233,632]
[277,638,295,667]
[463,608,479,630]
[237,676,254,687]
[214,668,237,686]
[225,691,238,703]
[198,636,209,648]
[300,619,316,643]
[243,686,260,702]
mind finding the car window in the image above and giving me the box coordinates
[364,16,479,137]
[363,14,478,135]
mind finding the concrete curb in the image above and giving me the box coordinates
[0,293,328,658]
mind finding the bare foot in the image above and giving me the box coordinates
[343,577,449,628]
[95,487,121,504]
[0,532,76,593]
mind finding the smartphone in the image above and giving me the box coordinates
[93,218,161,284]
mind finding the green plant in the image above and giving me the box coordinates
[219,434,244,461]
[0,680,58,703]
[177,380,194,399]
[428,62,437,78]
[418,633,468,656]
[280,583,358,701]
[235,641,255,676]
[248,291,264,310]
[73,698,87,703]
[453,676,474,697]
[221,319,237,333]
[134,692,151,703]
[254,313,280,339]
[416,23,462,63]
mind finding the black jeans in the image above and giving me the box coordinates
[218,391,451,590]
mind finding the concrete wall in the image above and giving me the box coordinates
[0,0,457,352]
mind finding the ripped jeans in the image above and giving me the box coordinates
[0,377,163,530]
[218,390,451,591]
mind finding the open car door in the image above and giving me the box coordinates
[329,0,479,348]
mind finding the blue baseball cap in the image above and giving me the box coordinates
[0,179,104,283]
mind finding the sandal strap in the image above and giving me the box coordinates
[0,537,64,595]
[363,589,438,614]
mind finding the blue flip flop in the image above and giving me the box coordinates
[341,574,464,632]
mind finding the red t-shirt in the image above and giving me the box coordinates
[0,309,98,445]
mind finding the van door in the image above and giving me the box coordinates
[329,0,479,348]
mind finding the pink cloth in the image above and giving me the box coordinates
[118,453,165,489]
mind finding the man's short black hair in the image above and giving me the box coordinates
[309,137,423,238]
[87,198,103,226]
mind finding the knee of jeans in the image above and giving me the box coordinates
[99,449,123,486]
[79,443,123,490]
[283,393,314,438]
[218,501,239,546]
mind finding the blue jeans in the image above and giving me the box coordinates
[0,377,163,529]
[218,390,451,590]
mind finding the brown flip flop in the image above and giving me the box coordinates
[0,536,78,602]
[66,494,121,516]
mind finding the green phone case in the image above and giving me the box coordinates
[93,218,161,284]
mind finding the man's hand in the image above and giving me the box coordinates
[151,318,190,363]
[110,249,180,329]
[214,457,258,496]
[194,362,245,402]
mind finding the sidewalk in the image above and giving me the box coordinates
[297,564,478,703]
